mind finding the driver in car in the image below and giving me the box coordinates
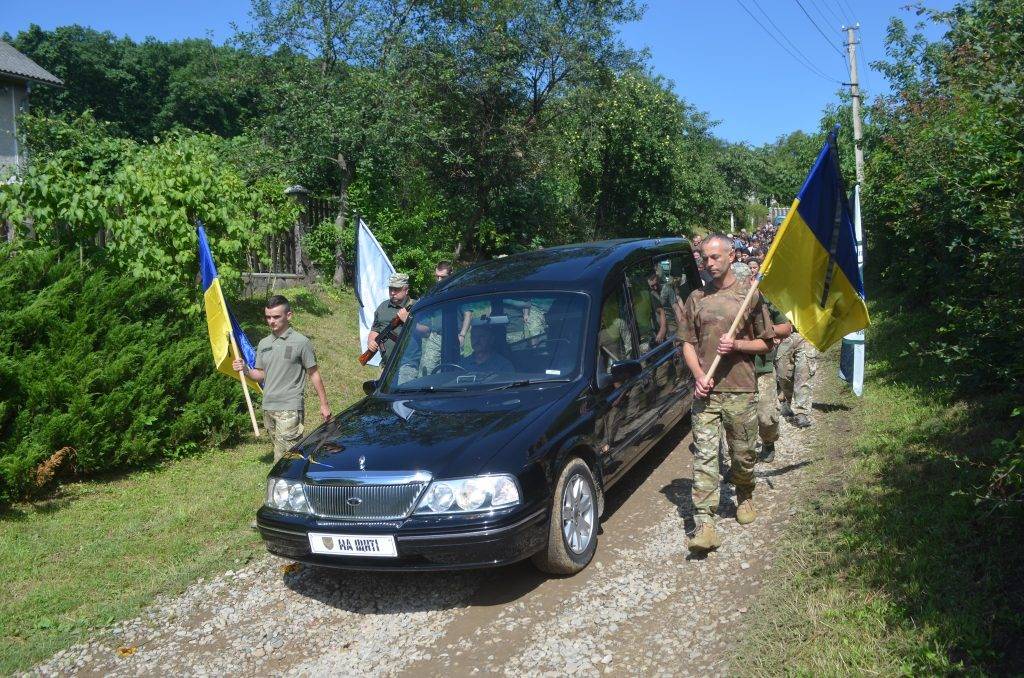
[460,324,515,374]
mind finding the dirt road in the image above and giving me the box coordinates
[32,399,826,677]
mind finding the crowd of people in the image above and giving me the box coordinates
[691,221,780,284]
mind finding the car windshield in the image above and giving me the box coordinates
[380,292,588,393]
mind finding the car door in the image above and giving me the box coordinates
[651,250,698,427]
[593,279,645,482]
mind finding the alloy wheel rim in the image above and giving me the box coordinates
[561,473,595,554]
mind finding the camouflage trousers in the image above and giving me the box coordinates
[419,332,442,377]
[776,334,817,416]
[756,371,780,444]
[691,392,758,526]
[263,409,305,463]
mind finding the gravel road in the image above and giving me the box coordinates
[30,391,827,677]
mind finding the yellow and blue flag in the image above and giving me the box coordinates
[197,223,262,392]
[759,126,870,350]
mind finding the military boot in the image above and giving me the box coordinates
[793,414,812,428]
[780,401,794,418]
[688,522,721,552]
[735,487,757,525]
[760,441,775,463]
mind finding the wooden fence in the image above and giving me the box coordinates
[242,186,340,295]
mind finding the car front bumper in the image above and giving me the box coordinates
[256,504,549,571]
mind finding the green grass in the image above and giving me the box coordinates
[734,299,1024,676]
[0,286,376,674]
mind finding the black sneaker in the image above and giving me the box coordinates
[793,414,812,428]
[760,441,776,463]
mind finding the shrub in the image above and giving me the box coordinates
[0,247,248,505]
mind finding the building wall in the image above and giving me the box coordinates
[0,78,29,178]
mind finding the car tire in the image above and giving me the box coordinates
[532,458,599,575]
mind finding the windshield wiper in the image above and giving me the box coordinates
[487,378,573,391]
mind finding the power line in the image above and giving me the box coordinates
[830,0,854,26]
[837,0,858,25]
[809,0,845,29]
[735,0,843,84]
[793,0,847,58]
[748,0,841,81]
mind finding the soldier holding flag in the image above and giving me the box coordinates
[680,235,775,553]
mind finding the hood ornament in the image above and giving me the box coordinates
[358,455,366,470]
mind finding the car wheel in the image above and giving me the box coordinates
[532,458,599,575]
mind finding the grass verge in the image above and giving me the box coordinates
[734,302,1024,675]
[0,287,376,674]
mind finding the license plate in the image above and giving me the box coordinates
[308,532,398,558]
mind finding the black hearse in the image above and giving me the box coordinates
[257,238,701,574]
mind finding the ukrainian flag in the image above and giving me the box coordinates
[759,127,870,351]
[197,224,262,392]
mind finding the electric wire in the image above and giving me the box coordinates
[748,0,842,82]
[734,0,843,84]
[809,0,844,31]
[793,0,847,58]
[831,0,854,26]
[837,0,858,25]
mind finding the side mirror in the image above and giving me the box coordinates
[596,359,643,390]
[362,379,377,396]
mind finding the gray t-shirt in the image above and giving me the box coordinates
[255,328,317,411]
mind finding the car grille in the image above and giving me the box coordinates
[303,482,427,520]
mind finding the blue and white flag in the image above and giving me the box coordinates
[355,218,395,367]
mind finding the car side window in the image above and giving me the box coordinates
[653,254,695,303]
[597,284,636,374]
[624,259,663,353]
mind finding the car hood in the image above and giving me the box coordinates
[295,387,568,480]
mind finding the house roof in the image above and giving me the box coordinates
[0,40,63,87]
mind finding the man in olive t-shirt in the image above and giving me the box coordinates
[679,235,774,553]
[234,294,331,464]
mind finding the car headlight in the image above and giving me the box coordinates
[414,475,521,515]
[265,478,311,513]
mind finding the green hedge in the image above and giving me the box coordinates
[0,248,247,505]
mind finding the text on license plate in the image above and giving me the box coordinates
[308,532,397,558]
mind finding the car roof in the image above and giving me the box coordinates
[422,237,693,304]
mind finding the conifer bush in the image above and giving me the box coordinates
[0,248,247,504]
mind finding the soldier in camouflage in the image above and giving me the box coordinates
[680,236,775,553]
[776,332,817,428]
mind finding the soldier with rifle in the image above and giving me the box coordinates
[365,273,421,382]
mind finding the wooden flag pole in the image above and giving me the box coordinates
[702,276,763,387]
[228,332,260,436]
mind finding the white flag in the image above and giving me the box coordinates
[839,184,866,396]
[355,218,395,367]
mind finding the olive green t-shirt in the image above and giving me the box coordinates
[755,302,790,374]
[255,328,316,410]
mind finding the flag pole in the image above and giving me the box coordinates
[702,276,763,386]
[228,331,260,436]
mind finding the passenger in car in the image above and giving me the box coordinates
[598,298,632,371]
[460,324,515,374]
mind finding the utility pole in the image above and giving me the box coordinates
[844,24,865,185]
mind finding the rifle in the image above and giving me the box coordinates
[359,313,405,365]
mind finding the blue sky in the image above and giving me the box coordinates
[2,0,953,145]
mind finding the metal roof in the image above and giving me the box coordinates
[0,40,63,87]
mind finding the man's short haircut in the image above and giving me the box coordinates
[266,294,291,312]
[435,260,453,273]
[704,233,735,251]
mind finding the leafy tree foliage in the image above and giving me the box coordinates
[866,0,1023,505]
[0,113,298,301]
[8,25,265,139]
